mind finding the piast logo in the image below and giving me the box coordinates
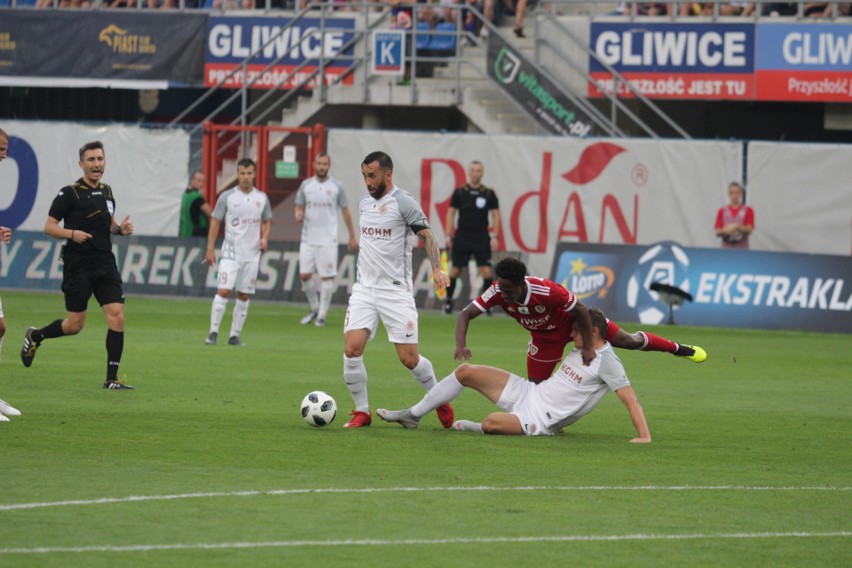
[98,24,157,55]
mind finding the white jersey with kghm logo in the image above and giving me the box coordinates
[355,186,429,292]
[537,342,631,432]
[294,176,348,246]
[212,187,273,262]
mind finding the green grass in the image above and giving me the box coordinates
[0,291,849,567]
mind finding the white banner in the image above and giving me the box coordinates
[0,121,189,237]
[747,141,852,256]
[328,130,741,276]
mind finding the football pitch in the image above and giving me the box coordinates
[0,291,849,567]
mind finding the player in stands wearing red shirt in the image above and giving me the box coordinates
[454,257,707,383]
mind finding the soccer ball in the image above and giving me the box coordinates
[301,391,337,427]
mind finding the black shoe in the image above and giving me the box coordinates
[442,301,453,315]
[228,336,243,346]
[21,326,40,368]
[205,332,217,345]
[103,380,134,390]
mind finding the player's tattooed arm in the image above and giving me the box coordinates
[417,227,449,290]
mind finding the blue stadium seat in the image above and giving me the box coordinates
[428,22,457,55]
[414,21,431,52]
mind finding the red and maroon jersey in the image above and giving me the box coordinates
[472,277,578,333]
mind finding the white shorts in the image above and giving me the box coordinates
[344,284,418,344]
[0,297,3,318]
[497,374,557,436]
[299,242,338,278]
[217,258,259,294]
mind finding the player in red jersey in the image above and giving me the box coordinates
[454,257,707,383]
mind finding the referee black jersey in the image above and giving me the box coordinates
[48,178,116,257]
[449,184,499,244]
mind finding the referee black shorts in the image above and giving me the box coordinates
[61,253,125,313]
[451,239,492,268]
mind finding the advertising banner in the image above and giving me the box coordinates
[328,130,740,278]
[487,33,595,136]
[588,22,755,100]
[550,242,852,333]
[0,233,470,309]
[746,141,852,255]
[0,11,206,89]
[755,23,852,102]
[204,16,355,89]
[0,121,190,237]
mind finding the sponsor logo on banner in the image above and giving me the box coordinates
[755,23,852,102]
[550,242,852,333]
[99,24,157,56]
[204,17,355,89]
[0,11,206,87]
[487,34,594,136]
[588,22,755,100]
[553,254,615,303]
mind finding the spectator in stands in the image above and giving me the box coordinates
[463,0,496,38]
[681,2,755,15]
[211,0,255,8]
[802,2,844,16]
[390,0,414,28]
[624,2,671,15]
[502,0,529,37]
[764,2,799,15]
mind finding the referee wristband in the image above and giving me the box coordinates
[70,230,75,240]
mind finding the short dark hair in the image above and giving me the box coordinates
[362,151,393,171]
[494,257,527,284]
[588,307,608,338]
[79,140,104,161]
[237,158,256,170]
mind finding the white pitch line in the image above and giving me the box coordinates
[0,485,848,512]
[0,532,850,555]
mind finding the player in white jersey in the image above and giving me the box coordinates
[204,158,273,347]
[0,128,22,422]
[378,308,652,441]
[341,151,453,429]
[295,152,357,327]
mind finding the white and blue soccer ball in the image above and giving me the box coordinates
[626,243,691,325]
[301,391,337,427]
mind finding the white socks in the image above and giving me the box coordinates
[302,277,319,313]
[344,355,369,412]
[409,355,437,391]
[318,279,334,319]
[209,295,228,333]
[229,299,249,338]
[453,420,483,433]
[412,372,463,417]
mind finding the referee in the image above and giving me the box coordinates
[443,160,502,314]
[20,140,135,390]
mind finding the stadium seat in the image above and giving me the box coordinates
[414,21,431,52]
[428,22,458,56]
